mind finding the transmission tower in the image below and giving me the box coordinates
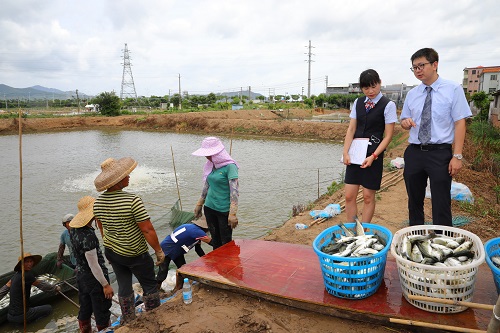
[120,43,138,100]
[304,40,315,98]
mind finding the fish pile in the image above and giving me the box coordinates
[396,232,477,267]
[320,219,387,257]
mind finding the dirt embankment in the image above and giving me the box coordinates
[0,109,355,141]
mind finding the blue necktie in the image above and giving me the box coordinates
[418,86,432,144]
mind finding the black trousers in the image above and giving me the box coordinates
[403,144,453,226]
[204,205,232,249]
[77,275,111,326]
[104,248,157,297]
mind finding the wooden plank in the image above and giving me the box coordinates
[178,239,497,332]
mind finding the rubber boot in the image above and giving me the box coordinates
[142,291,161,311]
[96,321,110,332]
[118,293,136,325]
[78,319,92,333]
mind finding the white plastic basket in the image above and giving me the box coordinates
[390,225,485,313]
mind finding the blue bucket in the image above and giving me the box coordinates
[484,237,500,295]
[312,223,393,299]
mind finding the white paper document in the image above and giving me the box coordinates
[340,138,370,165]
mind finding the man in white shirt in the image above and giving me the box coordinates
[400,47,471,226]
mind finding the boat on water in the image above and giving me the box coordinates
[0,252,77,325]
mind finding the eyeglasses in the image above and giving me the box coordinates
[410,62,431,72]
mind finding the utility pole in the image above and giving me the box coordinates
[305,40,315,98]
[248,86,251,101]
[325,76,328,93]
[178,74,182,110]
[120,43,138,101]
[76,89,80,114]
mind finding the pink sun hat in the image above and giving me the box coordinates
[192,137,225,156]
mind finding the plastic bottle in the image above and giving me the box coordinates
[295,223,308,230]
[182,278,192,304]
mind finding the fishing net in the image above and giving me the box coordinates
[169,199,196,229]
[401,215,472,227]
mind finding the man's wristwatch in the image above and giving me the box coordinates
[453,154,463,160]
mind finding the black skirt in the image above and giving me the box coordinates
[344,151,384,190]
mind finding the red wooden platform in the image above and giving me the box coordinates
[178,239,498,332]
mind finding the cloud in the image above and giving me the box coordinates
[1,0,499,97]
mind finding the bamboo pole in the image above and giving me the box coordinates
[407,295,494,311]
[18,109,27,331]
[170,146,182,211]
[390,318,486,333]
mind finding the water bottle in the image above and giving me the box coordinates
[182,278,192,304]
[295,223,308,230]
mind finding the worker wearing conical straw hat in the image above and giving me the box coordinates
[93,157,165,324]
[0,252,61,324]
[70,196,113,332]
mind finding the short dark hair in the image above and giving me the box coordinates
[411,48,439,64]
[359,69,381,88]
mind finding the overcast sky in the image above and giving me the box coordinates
[1,0,499,98]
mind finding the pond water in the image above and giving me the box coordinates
[0,130,344,332]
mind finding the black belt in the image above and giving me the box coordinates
[411,143,452,151]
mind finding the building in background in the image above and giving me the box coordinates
[479,67,500,94]
[463,66,500,95]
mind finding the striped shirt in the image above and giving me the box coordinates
[93,190,150,257]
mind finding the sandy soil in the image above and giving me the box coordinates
[2,108,498,333]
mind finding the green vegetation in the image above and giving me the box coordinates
[92,91,121,116]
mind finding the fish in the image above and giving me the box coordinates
[411,244,424,263]
[417,240,442,262]
[353,216,365,236]
[352,238,377,256]
[453,240,473,255]
[400,235,411,260]
[433,237,460,249]
[430,243,454,258]
[353,248,379,256]
[444,257,462,267]
[337,241,360,257]
[492,256,500,268]
[407,231,437,243]
[338,222,355,237]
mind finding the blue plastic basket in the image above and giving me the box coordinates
[312,223,393,299]
[485,237,500,295]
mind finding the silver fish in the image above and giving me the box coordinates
[492,256,500,268]
[444,257,462,267]
[400,235,411,260]
[453,240,473,255]
[430,243,454,257]
[407,231,436,243]
[337,241,360,257]
[411,244,423,263]
[353,248,379,256]
[433,237,460,249]
[338,222,355,237]
[354,216,365,236]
